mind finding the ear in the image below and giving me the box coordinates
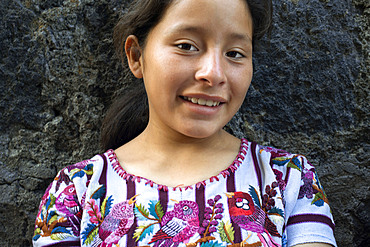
[125,35,143,78]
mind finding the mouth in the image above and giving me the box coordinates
[181,96,222,107]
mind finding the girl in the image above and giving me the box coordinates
[33,0,337,246]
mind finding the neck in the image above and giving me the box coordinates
[114,120,241,187]
[138,121,232,156]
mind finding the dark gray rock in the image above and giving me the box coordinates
[0,0,368,246]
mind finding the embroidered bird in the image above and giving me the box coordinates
[226,192,281,246]
[98,195,138,246]
[149,200,199,247]
[55,184,80,217]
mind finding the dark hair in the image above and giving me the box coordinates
[101,0,273,150]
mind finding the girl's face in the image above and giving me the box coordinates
[131,0,253,140]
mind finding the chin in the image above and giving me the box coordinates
[179,126,222,140]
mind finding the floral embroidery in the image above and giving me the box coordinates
[200,196,223,235]
[218,220,234,245]
[70,163,94,180]
[261,145,303,172]
[34,142,336,247]
[81,188,138,246]
[133,200,165,241]
[298,168,329,207]
[193,195,225,245]
[262,182,279,212]
[298,168,315,199]
[272,169,286,196]
[33,181,78,241]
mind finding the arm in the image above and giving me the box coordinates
[33,166,84,246]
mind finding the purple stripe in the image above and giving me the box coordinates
[44,241,80,246]
[98,154,108,186]
[226,166,236,192]
[226,172,242,243]
[251,142,263,196]
[196,184,206,228]
[126,179,137,246]
[287,214,335,232]
[285,166,291,184]
[159,189,168,215]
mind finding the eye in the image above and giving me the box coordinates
[177,43,198,51]
[226,51,245,58]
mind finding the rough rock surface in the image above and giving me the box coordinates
[0,0,368,246]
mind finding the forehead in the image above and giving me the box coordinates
[153,0,253,41]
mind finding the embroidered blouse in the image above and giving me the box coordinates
[33,139,337,247]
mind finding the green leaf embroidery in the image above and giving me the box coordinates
[311,192,324,205]
[134,203,151,221]
[273,156,302,171]
[272,157,290,166]
[218,220,234,244]
[101,197,108,217]
[47,194,56,211]
[134,223,156,241]
[287,161,300,171]
[147,200,164,221]
[133,225,144,241]
[50,233,73,241]
[155,201,164,220]
[48,215,58,225]
[69,168,80,177]
[84,226,99,245]
[83,164,94,175]
[34,228,41,235]
[101,195,113,217]
[85,170,94,175]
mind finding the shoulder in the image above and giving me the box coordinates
[46,152,108,202]
[63,152,106,181]
[250,142,321,201]
[33,152,108,245]
[254,143,311,173]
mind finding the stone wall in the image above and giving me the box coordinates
[0,0,368,246]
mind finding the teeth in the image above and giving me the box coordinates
[198,98,206,105]
[183,96,221,107]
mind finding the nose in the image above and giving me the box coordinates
[195,49,226,86]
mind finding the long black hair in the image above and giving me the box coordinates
[101,0,273,151]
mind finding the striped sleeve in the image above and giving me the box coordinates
[32,159,93,247]
[268,148,337,247]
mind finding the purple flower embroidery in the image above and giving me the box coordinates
[273,169,286,192]
[298,168,315,199]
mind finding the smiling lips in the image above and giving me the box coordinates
[182,96,222,107]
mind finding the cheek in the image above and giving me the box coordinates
[231,80,251,105]
[233,67,253,98]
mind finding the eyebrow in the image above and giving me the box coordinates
[166,24,252,44]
